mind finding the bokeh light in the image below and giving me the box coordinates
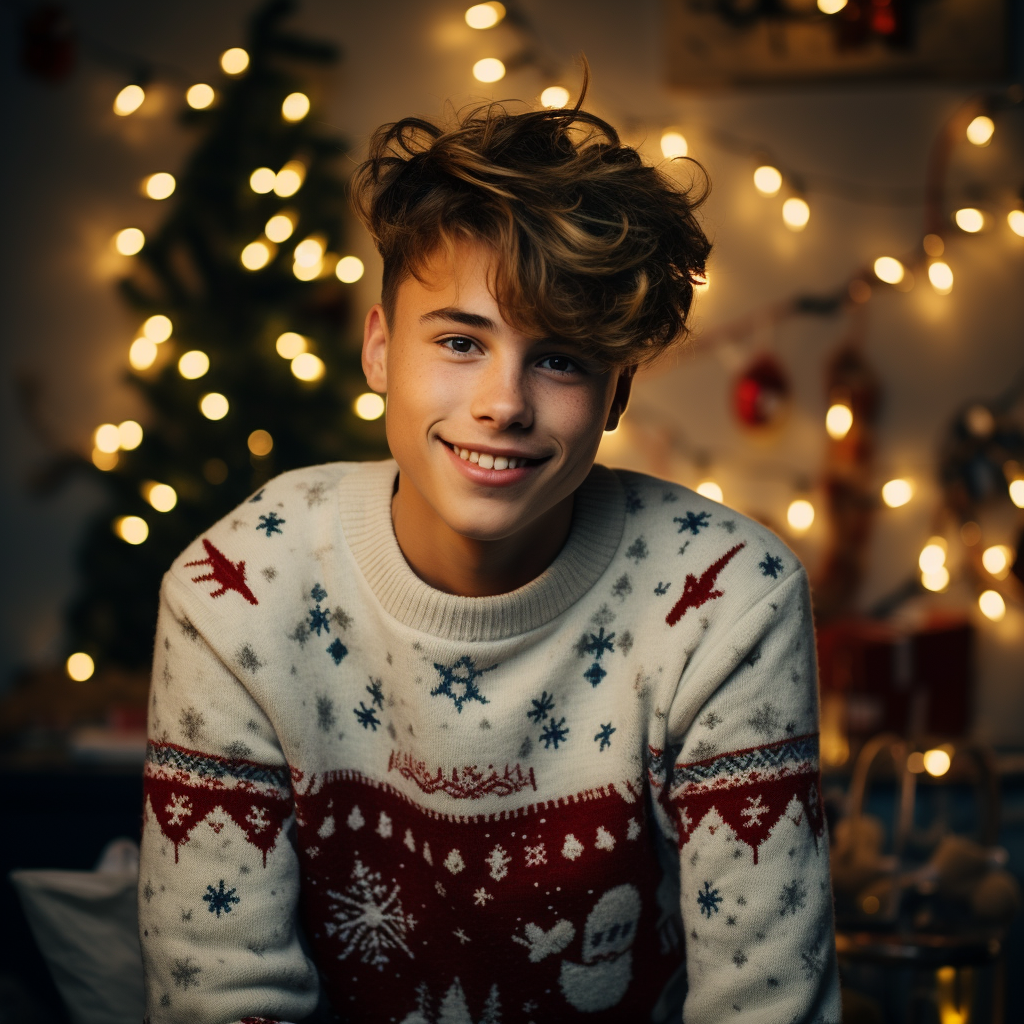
[249,167,277,194]
[826,403,853,440]
[540,86,570,108]
[881,479,912,507]
[282,92,310,122]
[91,448,118,471]
[186,83,215,109]
[276,332,308,359]
[660,131,688,159]
[143,314,172,341]
[178,350,210,379]
[354,392,386,420]
[113,84,145,116]
[817,0,847,12]
[1010,479,1024,508]
[144,172,176,200]
[94,423,121,453]
[874,257,905,284]
[274,161,305,197]
[927,260,953,294]
[336,255,365,283]
[129,337,158,370]
[144,482,177,512]
[955,207,984,233]
[114,228,145,255]
[787,499,815,531]
[782,197,809,230]
[66,652,95,681]
[265,214,295,243]
[918,539,947,574]
[978,590,1005,621]
[696,480,723,502]
[114,515,149,545]
[965,115,995,146]
[472,58,505,83]
[291,353,325,381]
[248,429,274,456]
[923,748,951,776]
[241,241,272,270]
[1008,210,1024,237]
[220,48,249,75]
[753,165,782,196]
[117,420,143,450]
[982,545,1012,578]
[465,3,505,29]
[200,393,229,420]
[921,566,950,592]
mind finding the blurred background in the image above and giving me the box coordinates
[1,1,1023,1022]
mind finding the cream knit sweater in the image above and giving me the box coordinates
[139,459,840,1024]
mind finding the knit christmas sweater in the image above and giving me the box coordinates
[139,459,840,1024]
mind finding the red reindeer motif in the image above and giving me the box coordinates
[185,538,259,605]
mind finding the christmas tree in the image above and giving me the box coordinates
[67,0,387,673]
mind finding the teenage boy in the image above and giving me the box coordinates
[139,95,840,1024]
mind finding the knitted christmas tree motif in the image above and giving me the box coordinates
[665,543,746,627]
[430,656,496,713]
[184,539,258,605]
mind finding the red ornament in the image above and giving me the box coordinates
[733,354,790,428]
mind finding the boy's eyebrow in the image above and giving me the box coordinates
[419,307,497,331]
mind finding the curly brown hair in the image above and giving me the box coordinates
[351,74,710,368]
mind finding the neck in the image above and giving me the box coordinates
[391,477,574,597]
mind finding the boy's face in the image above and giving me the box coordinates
[362,240,631,544]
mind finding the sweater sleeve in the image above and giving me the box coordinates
[659,568,841,1024]
[138,575,319,1024]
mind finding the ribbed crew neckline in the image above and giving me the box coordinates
[336,460,625,642]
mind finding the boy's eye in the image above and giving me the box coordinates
[538,355,578,374]
[442,336,476,354]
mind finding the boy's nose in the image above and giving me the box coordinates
[470,364,534,431]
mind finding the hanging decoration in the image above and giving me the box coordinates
[732,353,790,429]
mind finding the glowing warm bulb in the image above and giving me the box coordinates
[186,83,214,109]
[882,479,913,508]
[1008,210,1024,237]
[178,350,210,379]
[955,207,984,233]
[918,539,947,574]
[874,256,905,284]
[966,115,995,146]
[114,228,145,255]
[979,590,1006,621]
[248,429,274,456]
[336,255,365,283]
[923,748,951,776]
[143,314,172,341]
[276,332,307,359]
[200,392,229,420]
[782,197,809,231]
[354,392,386,420]
[540,86,570,109]
[265,214,295,243]
[129,337,158,370]
[465,2,505,28]
[753,165,782,196]
[787,499,815,531]
[92,448,118,470]
[294,237,325,267]
[241,241,272,270]
[922,567,950,592]
[220,47,249,75]
[928,260,953,294]
[1010,479,1024,508]
[826,403,853,440]
[473,58,506,83]
[118,420,143,450]
[66,652,95,681]
[817,0,847,12]
[144,172,176,200]
[696,481,723,503]
[250,167,277,194]
[113,84,145,116]
[94,423,121,454]
[982,545,1012,578]
[291,353,325,381]
[274,161,305,198]
[282,92,310,122]
[114,515,149,545]
[293,259,322,281]
[144,482,177,512]
[660,131,688,159]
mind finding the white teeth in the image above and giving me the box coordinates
[459,448,469,460]
[507,458,518,469]
[478,453,495,469]
[493,456,508,470]
[451,443,528,469]
[469,451,479,463]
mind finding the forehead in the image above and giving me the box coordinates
[394,239,500,316]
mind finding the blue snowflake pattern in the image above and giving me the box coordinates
[583,662,607,688]
[654,581,671,595]
[674,511,711,535]
[594,723,616,751]
[540,716,569,749]
[309,604,331,636]
[625,488,644,514]
[248,489,264,503]
[583,627,616,659]
[326,638,348,665]
[203,879,240,918]
[759,553,784,579]
[256,512,285,537]
[310,583,327,602]
[779,879,808,916]
[430,656,495,713]
[366,678,384,708]
[527,691,555,723]
[697,881,723,918]
[354,702,381,731]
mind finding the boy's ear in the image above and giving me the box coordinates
[362,304,389,393]
[605,365,636,432]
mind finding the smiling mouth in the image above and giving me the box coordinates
[439,439,549,472]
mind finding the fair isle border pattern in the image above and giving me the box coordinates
[145,741,292,790]
[387,749,538,799]
[668,733,818,791]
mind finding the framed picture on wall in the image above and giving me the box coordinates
[664,0,1009,87]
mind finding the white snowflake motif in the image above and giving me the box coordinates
[324,859,415,970]
[473,887,493,906]
[435,881,447,897]
[453,928,471,944]
[444,849,465,874]
[524,843,547,867]
[740,795,769,828]
[165,793,192,826]
[486,844,512,881]
[245,805,269,833]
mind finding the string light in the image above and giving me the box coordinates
[118,420,143,450]
[248,429,274,456]
[781,197,809,231]
[354,393,385,420]
[274,161,305,198]
[113,84,145,116]
[982,545,1012,578]
[1010,479,1024,508]
[965,115,995,146]
[114,228,145,255]
[293,259,322,281]
[923,748,951,776]
[66,652,95,681]
[921,566,949,592]
[249,167,277,194]
[696,480,723,502]
[1008,210,1024,237]
[336,255,365,283]
[873,256,905,284]
[955,207,984,233]
[291,353,325,382]
[918,538,947,574]
[825,403,853,440]
[294,237,324,267]
[114,515,149,545]
[91,448,118,471]
[978,590,1005,621]
[472,58,505,83]
[143,314,172,341]
[186,83,215,109]
[540,86,570,108]
[282,92,310,122]
[241,241,272,271]
[465,2,505,28]
[787,499,815,531]
[129,337,158,370]
[265,213,295,243]
[178,350,210,379]
[94,424,120,453]
[220,47,249,75]
[753,165,782,196]
[881,478,912,508]
[660,131,688,159]
[143,172,176,200]
[200,393,229,420]
[143,482,177,512]
[276,332,307,359]
[817,0,848,13]
[928,260,953,294]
